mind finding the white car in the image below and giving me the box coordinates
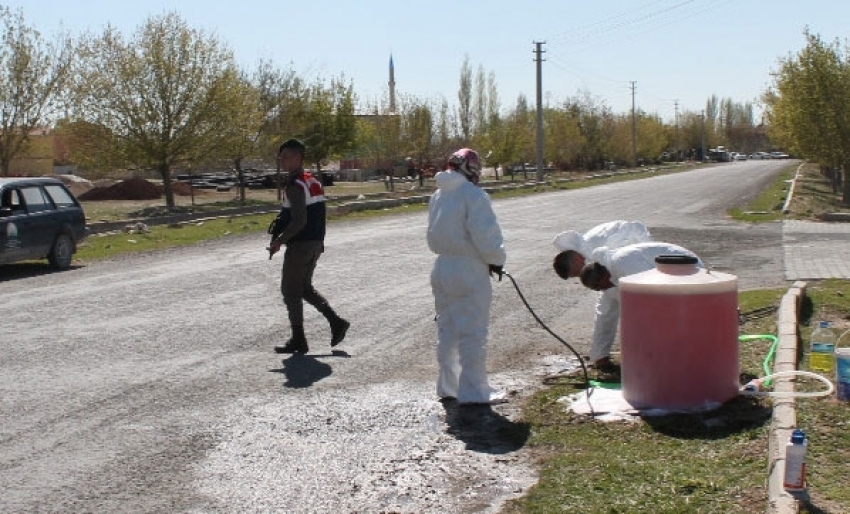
[733,153,747,161]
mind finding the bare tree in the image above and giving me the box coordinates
[0,7,74,176]
[457,55,472,143]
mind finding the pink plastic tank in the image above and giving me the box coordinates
[618,255,739,410]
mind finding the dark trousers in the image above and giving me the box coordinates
[280,240,328,325]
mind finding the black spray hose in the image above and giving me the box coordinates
[502,271,592,392]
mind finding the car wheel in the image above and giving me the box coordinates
[48,233,75,270]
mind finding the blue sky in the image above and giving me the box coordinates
[6,0,849,121]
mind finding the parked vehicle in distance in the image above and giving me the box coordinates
[733,153,748,161]
[0,177,88,270]
[770,152,790,159]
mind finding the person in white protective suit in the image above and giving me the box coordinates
[579,241,702,371]
[551,221,652,373]
[427,148,507,405]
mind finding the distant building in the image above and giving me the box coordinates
[7,128,54,176]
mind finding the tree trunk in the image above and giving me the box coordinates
[234,157,245,204]
[159,164,175,209]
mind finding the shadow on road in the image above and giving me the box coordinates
[441,399,530,454]
[0,262,83,282]
[270,350,349,388]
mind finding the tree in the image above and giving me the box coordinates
[541,104,577,170]
[401,96,435,167]
[471,64,487,138]
[253,61,305,160]
[73,12,241,208]
[764,30,850,202]
[217,70,263,203]
[53,119,122,178]
[457,55,472,143]
[300,77,357,173]
[0,7,74,176]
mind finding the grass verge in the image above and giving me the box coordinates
[75,215,268,262]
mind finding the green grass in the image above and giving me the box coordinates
[75,214,268,262]
[728,163,798,222]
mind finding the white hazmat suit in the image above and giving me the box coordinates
[552,221,652,363]
[588,241,701,361]
[428,169,506,404]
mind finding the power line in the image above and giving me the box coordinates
[547,0,733,53]
[548,0,698,46]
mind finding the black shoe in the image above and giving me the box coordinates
[330,318,350,347]
[592,357,621,381]
[274,339,308,354]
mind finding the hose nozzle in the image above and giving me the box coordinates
[742,378,765,393]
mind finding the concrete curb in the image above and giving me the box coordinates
[782,163,806,214]
[768,280,807,514]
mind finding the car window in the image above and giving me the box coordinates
[1,188,24,212]
[20,186,54,213]
[44,184,77,208]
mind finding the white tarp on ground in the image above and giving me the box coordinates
[561,387,724,422]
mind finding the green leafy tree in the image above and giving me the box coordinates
[765,30,850,202]
[254,61,306,161]
[604,111,669,165]
[353,101,401,173]
[573,92,614,170]
[401,97,434,168]
[0,7,74,176]
[73,12,241,208]
[544,103,583,170]
[300,77,357,173]
[217,70,263,202]
[54,119,122,178]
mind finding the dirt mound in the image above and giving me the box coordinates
[79,177,161,201]
[76,178,200,200]
[170,181,194,196]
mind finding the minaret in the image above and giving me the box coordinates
[388,53,396,113]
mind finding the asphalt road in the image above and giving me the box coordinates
[0,160,791,513]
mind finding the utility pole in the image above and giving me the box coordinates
[674,100,679,162]
[534,41,545,182]
[701,110,706,162]
[630,81,637,167]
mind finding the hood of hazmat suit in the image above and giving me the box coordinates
[553,220,652,259]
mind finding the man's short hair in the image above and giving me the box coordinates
[279,138,306,156]
[553,250,580,279]
[580,262,610,290]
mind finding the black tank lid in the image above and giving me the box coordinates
[655,254,698,265]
